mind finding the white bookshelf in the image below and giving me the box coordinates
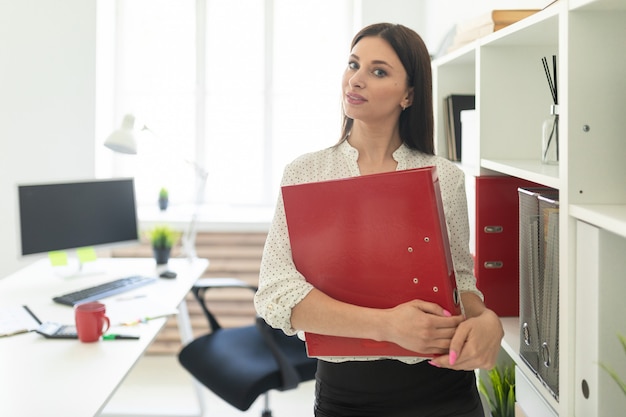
[433,1,626,415]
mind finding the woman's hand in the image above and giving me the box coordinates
[428,293,504,370]
[383,299,465,355]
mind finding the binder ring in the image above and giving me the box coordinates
[541,342,551,367]
[522,323,531,346]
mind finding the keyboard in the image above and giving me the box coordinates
[53,275,158,306]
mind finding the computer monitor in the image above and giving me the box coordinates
[17,178,139,257]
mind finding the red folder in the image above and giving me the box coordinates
[282,166,461,357]
[473,176,539,316]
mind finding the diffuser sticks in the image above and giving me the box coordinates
[541,55,559,164]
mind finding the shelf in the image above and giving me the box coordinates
[480,159,560,189]
[481,6,560,48]
[432,43,475,66]
[500,317,521,360]
[433,4,625,414]
[500,317,560,413]
[137,203,272,233]
[569,204,626,239]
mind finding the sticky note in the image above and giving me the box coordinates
[48,251,68,266]
[76,247,97,263]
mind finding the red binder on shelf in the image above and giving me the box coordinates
[472,176,539,317]
[282,166,461,357]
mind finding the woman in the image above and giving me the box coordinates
[254,23,503,417]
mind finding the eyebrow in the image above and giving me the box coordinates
[350,54,394,69]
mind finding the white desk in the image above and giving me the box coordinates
[0,257,208,417]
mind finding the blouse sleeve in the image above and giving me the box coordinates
[437,160,484,301]
[253,165,315,335]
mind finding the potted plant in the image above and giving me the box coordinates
[479,363,515,417]
[147,225,179,265]
[158,187,169,211]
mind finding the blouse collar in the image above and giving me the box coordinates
[338,140,412,172]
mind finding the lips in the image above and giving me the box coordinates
[345,92,367,105]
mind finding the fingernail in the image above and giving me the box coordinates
[428,360,440,368]
[449,350,457,366]
[443,309,452,317]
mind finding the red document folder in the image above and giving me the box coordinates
[282,166,461,357]
[473,176,539,316]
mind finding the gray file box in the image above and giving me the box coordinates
[518,187,559,399]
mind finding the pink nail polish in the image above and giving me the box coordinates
[428,360,440,368]
[449,350,457,366]
[443,309,452,317]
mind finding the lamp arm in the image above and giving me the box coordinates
[105,115,208,261]
[144,127,208,261]
[141,125,208,261]
[182,161,208,261]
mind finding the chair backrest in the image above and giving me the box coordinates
[178,279,317,412]
[179,320,317,411]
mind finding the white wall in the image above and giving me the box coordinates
[421,0,549,53]
[359,0,550,54]
[358,0,426,35]
[0,0,98,278]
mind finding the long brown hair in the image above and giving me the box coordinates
[339,23,434,155]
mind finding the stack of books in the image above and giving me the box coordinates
[448,9,540,53]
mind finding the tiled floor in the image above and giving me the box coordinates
[100,354,316,417]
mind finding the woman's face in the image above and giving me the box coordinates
[342,36,413,124]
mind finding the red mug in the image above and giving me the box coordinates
[74,301,110,342]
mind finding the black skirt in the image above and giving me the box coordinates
[314,359,484,417]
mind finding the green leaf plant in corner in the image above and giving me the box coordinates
[479,363,516,417]
[599,333,626,396]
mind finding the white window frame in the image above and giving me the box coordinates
[96,0,357,222]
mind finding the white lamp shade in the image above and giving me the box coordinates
[104,114,138,154]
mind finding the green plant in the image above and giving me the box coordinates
[147,225,179,249]
[479,364,516,417]
[159,187,168,200]
[599,333,626,396]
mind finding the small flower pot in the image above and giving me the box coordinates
[153,247,171,265]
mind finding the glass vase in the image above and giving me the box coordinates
[542,104,559,165]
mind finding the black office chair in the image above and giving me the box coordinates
[178,278,318,417]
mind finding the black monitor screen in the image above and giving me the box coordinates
[18,178,139,256]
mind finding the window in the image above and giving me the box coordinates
[99,0,355,210]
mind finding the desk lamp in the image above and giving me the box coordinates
[104,114,208,261]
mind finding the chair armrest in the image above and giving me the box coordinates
[191,278,303,390]
[193,277,258,291]
[191,277,258,331]
[255,316,301,390]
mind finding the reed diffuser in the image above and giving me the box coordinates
[541,55,559,165]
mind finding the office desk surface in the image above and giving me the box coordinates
[0,257,208,417]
